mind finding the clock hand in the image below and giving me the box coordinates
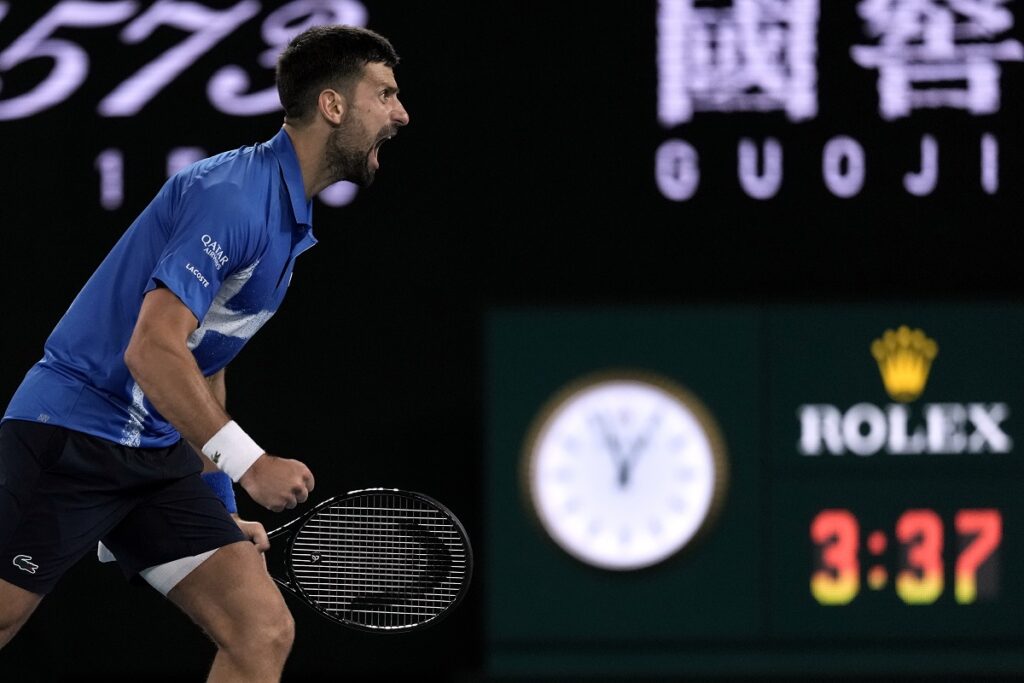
[618,413,663,488]
[589,413,630,486]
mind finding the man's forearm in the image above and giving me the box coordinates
[124,336,230,452]
[194,370,227,472]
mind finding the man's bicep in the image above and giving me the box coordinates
[133,285,200,344]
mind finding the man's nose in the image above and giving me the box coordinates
[393,99,410,126]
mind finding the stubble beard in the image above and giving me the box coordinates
[326,118,375,188]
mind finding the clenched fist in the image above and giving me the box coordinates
[239,454,315,512]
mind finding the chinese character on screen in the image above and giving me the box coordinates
[657,0,820,125]
[851,0,1024,119]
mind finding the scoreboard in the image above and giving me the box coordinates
[485,304,1024,678]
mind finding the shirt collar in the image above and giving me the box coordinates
[266,127,314,228]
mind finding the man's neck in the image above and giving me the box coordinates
[281,122,331,200]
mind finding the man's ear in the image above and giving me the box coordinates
[318,88,345,125]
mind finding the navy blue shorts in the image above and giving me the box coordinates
[0,419,245,594]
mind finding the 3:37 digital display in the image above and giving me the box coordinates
[811,508,1002,606]
[771,484,1024,643]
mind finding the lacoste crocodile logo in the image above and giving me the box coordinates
[13,555,38,574]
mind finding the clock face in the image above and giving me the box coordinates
[523,372,729,571]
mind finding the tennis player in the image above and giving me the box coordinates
[0,24,409,681]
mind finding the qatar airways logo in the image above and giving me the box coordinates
[202,234,228,270]
[797,326,1013,457]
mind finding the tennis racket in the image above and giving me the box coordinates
[266,487,473,633]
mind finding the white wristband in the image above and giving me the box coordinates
[202,420,264,482]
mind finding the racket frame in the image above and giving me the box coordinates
[266,487,473,633]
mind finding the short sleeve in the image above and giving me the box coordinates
[146,179,262,323]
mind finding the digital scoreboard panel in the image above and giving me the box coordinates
[486,304,1024,679]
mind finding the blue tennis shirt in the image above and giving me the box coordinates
[4,128,317,447]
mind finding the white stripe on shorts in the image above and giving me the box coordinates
[139,548,219,595]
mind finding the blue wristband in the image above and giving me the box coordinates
[201,471,238,514]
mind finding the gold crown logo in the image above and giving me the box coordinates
[870,326,938,403]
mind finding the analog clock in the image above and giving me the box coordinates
[522,371,729,571]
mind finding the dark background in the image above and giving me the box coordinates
[1,1,1022,680]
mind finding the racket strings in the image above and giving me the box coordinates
[289,492,469,630]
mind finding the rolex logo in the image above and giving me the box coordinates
[870,326,938,403]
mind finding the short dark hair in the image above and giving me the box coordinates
[276,25,400,121]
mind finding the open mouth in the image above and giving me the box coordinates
[370,133,395,168]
